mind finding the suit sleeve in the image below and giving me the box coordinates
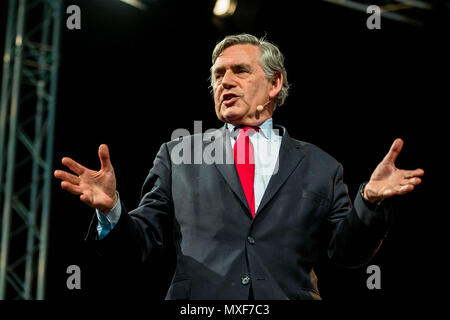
[85,142,173,263]
[326,163,393,268]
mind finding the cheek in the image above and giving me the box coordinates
[213,85,221,102]
[215,84,226,103]
[213,88,222,113]
[244,81,261,101]
[251,81,266,97]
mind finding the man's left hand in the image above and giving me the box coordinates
[364,138,424,204]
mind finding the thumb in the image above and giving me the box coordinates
[98,144,112,171]
[382,138,403,164]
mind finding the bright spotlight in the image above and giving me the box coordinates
[120,0,148,11]
[213,0,237,17]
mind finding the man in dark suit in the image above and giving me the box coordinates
[54,34,424,299]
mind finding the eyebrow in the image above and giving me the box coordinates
[213,63,253,74]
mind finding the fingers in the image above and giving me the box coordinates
[56,158,83,195]
[388,173,423,198]
[382,176,422,199]
[380,184,414,199]
[400,169,424,187]
[54,169,80,185]
[403,168,424,178]
[98,144,112,171]
[79,193,93,206]
[54,168,81,194]
[60,181,82,195]
[56,171,93,206]
[382,138,404,164]
[396,184,415,195]
[61,157,86,175]
[400,177,422,186]
[381,188,394,197]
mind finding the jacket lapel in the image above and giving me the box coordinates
[204,125,251,215]
[255,125,306,216]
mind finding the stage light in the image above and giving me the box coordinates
[213,0,237,17]
[120,0,148,11]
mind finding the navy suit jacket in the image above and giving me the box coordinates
[86,123,392,300]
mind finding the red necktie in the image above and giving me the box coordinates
[234,126,259,217]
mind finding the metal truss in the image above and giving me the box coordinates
[322,0,444,26]
[0,0,62,299]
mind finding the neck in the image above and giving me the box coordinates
[227,113,273,127]
[227,117,272,129]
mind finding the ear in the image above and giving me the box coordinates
[268,72,283,100]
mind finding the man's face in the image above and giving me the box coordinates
[212,44,278,126]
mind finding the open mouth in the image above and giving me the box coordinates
[222,93,240,106]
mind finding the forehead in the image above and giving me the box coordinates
[214,44,261,68]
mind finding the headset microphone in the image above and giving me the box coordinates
[256,99,271,112]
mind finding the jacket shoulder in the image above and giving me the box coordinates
[290,138,341,168]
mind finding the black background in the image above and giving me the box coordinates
[1,0,449,300]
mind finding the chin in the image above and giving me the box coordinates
[222,109,243,123]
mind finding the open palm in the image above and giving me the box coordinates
[364,139,424,203]
[54,144,117,214]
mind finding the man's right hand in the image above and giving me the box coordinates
[54,144,117,215]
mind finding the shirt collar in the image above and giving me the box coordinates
[226,118,275,140]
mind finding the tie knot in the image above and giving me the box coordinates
[238,126,260,135]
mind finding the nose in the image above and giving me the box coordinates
[221,70,236,90]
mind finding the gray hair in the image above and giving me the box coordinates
[210,33,290,110]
